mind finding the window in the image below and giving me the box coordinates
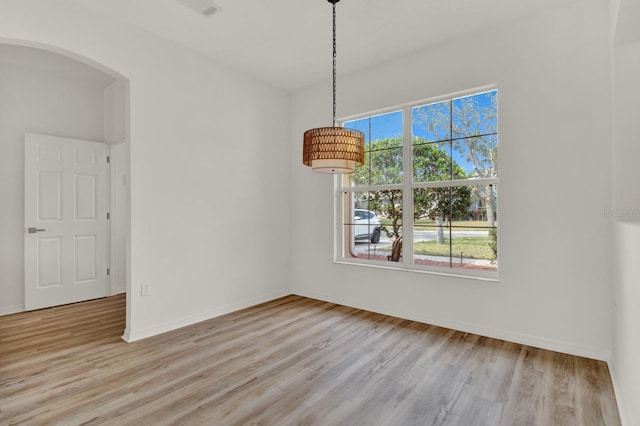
[338,88,498,278]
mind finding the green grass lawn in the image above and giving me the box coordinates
[377,236,495,260]
[374,218,496,259]
[413,237,494,259]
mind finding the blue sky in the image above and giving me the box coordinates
[344,90,497,177]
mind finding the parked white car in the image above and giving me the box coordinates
[353,209,382,243]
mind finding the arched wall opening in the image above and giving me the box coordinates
[0,39,131,338]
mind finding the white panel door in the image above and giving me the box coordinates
[24,133,108,311]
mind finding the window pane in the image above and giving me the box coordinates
[449,225,497,271]
[412,185,497,269]
[412,101,451,143]
[369,147,403,185]
[349,147,404,186]
[369,111,403,145]
[350,152,371,186]
[452,135,498,179]
[343,190,402,261]
[344,110,402,151]
[414,185,497,231]
[343,117,369,141]
[412,141,454,182]
[412,224,453,267]
[342,191,378,256]
[345,111,403,187]
[452,90,497,139]
[413,187,470,222]
[467,183,498,226]
[353,224,401,262]
[411,225,497,271]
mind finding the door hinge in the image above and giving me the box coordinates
[107,268,110,276]
[107,155,110,163]
[107,212,110,220]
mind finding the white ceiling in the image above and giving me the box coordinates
[66,0,581,91]
[65,0,579,91]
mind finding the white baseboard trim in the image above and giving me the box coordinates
[122,289,291,343]
[121,327,133,343]
[608,362,631,426]
[292,288,610,362]
[111,287,126,296]
[0,304,24,316]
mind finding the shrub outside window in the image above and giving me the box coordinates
[337,88,498,279]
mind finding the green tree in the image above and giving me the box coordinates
[352,138,403,245]
[351,137,471,259]
[414,92,498,235]
[413,141,471,243]
[351,138,403,187]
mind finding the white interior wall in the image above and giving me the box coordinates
[0,0,292,340]
[104,79,127,144]
[610,37,640,426]
[612,43,640,212]
[291,0,613,360]
[120,35,292,341]
[0,54,108,314]
[612,221,640,426]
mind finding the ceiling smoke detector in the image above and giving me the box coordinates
[176,0,217,17]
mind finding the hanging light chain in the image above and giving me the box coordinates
[332,0,337,127]
[301,0,364,173]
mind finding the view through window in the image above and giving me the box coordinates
[338,89,498,277]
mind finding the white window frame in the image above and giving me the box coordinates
[334,85,499,281]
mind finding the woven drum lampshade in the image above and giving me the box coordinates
[303,126,365,174]
[302,0,365,174]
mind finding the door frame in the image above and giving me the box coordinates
[108,141,128,297]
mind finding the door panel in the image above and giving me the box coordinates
[25,133,108,311]
[75,235,97,282]
[37,237,62,287]
[75,174,97,219]
[38,171,62,220]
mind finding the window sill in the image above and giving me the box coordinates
[334,257,499,282]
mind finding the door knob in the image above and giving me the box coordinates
[27,227,46,234]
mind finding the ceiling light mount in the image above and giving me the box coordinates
[302,0,365,174]
[176,0,217,17]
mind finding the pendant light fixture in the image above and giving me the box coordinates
[303,0,365,174]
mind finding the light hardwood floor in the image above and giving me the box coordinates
[0,294,621,425]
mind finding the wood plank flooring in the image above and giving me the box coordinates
[0,294,621,425]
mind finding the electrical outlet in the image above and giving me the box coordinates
[141,283,150,296]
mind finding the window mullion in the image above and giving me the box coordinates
[411,177,498,190]
[402,106,413,267]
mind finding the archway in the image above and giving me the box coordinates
[0,40,131,337]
